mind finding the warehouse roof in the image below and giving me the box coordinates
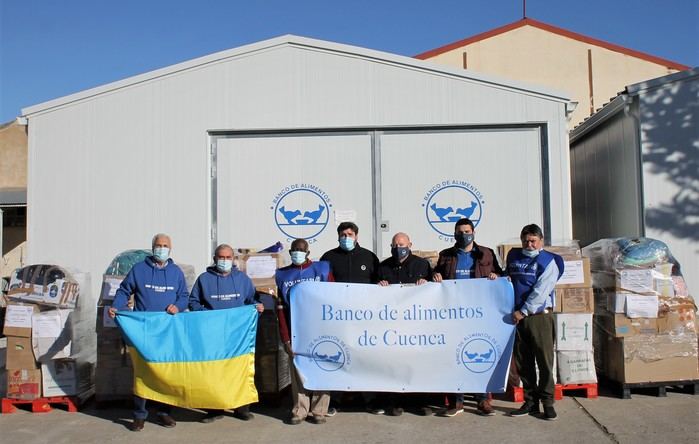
[414,18,690,71]
[22,34,569,117]
[570,67,699,142]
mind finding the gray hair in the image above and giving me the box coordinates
[214,243,234,257]
[151,233,172,248]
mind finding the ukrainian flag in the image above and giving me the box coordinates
[116,306,258,409]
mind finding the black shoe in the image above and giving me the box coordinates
[130,418,145,432]
[419,406,433,416]
[200,412,224,423]
[326,407,337,417]
[388,407,403,416]
[157,414,177,428]
[543,405,557,421]
[286,415,303,425]
[233,407,254,421]
[509,402,540,417]
[308,415,327,424]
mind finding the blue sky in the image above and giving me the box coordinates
[1,0,697,122]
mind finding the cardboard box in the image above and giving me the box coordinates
[2,303,39,337]
[598,313,658,337]
[557,350,597,384]
[6,336,37,369]
[554,287,594,313]
[7,265,80,308]
[605,335,699,383]
[657,304,697,335]
[625,294,659,318]
[32,309,72,362]
[235,253,284,287]
[555,313,593,351]
[412,250,439,269]
[41,359,78,397]
[556,258,591,288]
[616,269,654,294]
[6,368,42,400]
[99,275,125,303]
[606,291,632,314]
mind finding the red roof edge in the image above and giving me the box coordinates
[414,17,690,71]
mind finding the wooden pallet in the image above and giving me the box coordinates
[600,377,699,399]
[2,396,79,414]
[555,383,598,399]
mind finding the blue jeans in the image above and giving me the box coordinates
[134,396,172,420]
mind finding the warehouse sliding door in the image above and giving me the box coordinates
[213,132,375,259]
[376,128,546,259]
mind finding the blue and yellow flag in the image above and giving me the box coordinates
[116,306,258,409]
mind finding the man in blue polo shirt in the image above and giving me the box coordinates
[506,224,564,421]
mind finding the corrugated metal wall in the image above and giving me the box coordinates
[24,40,571,299]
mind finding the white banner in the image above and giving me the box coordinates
[290,278,515,392]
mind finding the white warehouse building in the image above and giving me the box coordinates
[21,36,573,297]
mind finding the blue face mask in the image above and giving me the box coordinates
[290,251,307,265]
[391,246,410,261]
[216,259,233,273]
[339,237,355,251]
[522,248,540,258]
[153,247,170,262]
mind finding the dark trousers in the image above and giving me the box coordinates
[514,312,556,407]
[134,395,172,420]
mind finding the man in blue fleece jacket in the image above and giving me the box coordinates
[109,233,189,432]
[189,243,263,423]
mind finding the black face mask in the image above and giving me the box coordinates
[455,233,474,248]
[391,246,410,261]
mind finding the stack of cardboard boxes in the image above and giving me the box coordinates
[235,252,291,395]
[3,266,94,401]
[551,246,597,386]
[584,239,698,384]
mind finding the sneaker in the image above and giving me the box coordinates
[157,414,177,428]
[326,407,337,417]
[200,412,224,423]
[368,407,385,415]
[477,399,496,416]
[543,405,557,421]
[286,415,303,425]
[308,415,327,424]
[509,402,540,417]
[388,407,404,417]
[441,402,464,417]
[130,418,145,432]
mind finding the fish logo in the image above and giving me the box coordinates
[423,181,484,238]
[272,184,332,241]
[311,339,347,372]
[460,337,497,374]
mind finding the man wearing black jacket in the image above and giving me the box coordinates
[320,222,379,284]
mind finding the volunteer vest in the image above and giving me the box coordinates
[507,248,564,311]
[275,261,331,306]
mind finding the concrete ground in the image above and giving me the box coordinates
[1,388,698,444]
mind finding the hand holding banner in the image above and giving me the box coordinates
[291,278,515,393]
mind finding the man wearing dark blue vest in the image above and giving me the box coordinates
[506,224,564,421]
[276,238,333,425]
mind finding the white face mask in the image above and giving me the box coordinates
[290,251,307,265]
[153,247,170,262]
[216,259,233,273]
[522,248,540,258]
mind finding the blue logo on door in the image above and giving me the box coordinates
[423,181,485,237]
[271,184,332,240]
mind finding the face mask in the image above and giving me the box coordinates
[455,233,474,248]
[153,247,170,262]
[339,237,355,251]
[216,259,233,273]
[391,246,410,261]
[290,251,307,265]
[522,248,540,258]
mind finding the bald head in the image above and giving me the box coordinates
[391,232,411,248]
